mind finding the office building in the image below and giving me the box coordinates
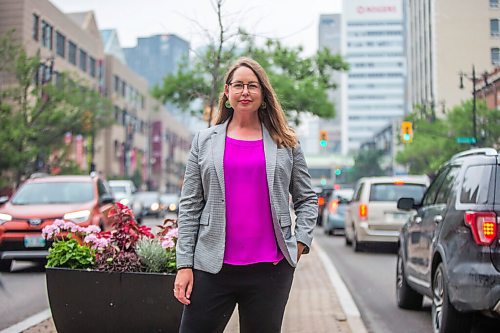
[405,0,500,114]
[342,0,406,153]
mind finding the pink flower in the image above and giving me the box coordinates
[166,228,178,239]
[84,225,101,234]
[42,224,60,240]
[161,238,175,249]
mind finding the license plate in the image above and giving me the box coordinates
[24,236,46,248]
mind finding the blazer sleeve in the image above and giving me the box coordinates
[289,142,318,254]
[176,132,205,269]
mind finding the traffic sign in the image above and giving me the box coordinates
[455,137,477,144]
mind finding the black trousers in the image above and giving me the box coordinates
[179,260,295,333]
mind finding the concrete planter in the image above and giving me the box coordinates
[46,267,183,333]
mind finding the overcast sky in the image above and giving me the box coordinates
[49,0,342,55]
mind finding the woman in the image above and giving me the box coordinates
[174,57,317,333]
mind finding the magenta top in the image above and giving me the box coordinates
[223,136,284,265]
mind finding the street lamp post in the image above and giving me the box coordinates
[459,65,478,145]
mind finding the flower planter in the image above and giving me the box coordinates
[46,267,183,333]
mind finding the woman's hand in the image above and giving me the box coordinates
[297,242,306,263]
[174,268,193,305]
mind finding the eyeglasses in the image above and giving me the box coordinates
[228,82,261,94]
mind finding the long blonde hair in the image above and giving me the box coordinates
[215,57,298,148]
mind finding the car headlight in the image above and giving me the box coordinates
[169,203,177,211]
[151,203,159,211]
[119,198,130,206]
[63,210,91,223]
[0,213,12,224]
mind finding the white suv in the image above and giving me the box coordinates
[108,180,143,222]
[344,175,429,251]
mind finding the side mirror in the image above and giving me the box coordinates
[0,196,9,205]
[100,193,115,205]
[397,197,416,211]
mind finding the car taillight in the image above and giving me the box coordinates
[329,200,339,214]
[318,197,325,206]
[464,211,497,246]
[359,204,368,220]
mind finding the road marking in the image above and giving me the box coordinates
[314,243,368,333]
[0,308,51,333]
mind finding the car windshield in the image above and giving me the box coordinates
[12,182,94,205]
[160,194,178,203]
[110,185,127,194]
[369,183,426,202]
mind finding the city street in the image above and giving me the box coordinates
[315,229,500,333]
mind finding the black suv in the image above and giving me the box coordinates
[395,148,499,333]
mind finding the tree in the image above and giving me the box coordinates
[0,32,113,186]
[396,100,499,175]
[152,1,349,126]
[347,149,386,183]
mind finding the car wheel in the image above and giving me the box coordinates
[396,248,423,309]
[0,259,12,272]
[432,263,472,333]
[345,228,352,246]
[353,227,363,252]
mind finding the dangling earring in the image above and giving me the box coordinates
[225,100,232,109]
[261,101,267,109]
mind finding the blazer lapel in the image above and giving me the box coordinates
[212,121,229,200]
[262,125,277,204]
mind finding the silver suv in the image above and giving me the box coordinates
[344,175,429,251]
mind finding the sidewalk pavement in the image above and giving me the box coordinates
[12,245,367,333]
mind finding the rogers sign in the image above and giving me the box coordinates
[357,6,397,14]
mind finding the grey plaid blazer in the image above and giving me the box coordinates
[176,120,318,274]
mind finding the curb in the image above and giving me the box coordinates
[0,309,51,333]
[314,243,368,333]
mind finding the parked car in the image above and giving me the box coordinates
[0,173,115,272]
[108,180,143,222]
[396,148,500,332]
[344,175,429,251]
[135,191,162,218]
[314,186,334,226]
[322,188,354,235]
[160,193,179,215]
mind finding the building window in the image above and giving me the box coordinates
[491,19,500,36]
[114,75,120,92]
[491,0,499,8]
[79,49,87,72]
[121,81,127,97]
[32,14,39,41]
[492,48,500,65]
[68,41,77,65]
[89,57,96,78]
[41,20,53,49]
[56,31,65,58]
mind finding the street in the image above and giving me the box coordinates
[315,230,500,333]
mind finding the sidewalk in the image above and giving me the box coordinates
[12,245,366,333]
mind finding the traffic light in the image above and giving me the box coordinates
[319,130,328,147]
[335,168,342,176]
[401,121,413,144]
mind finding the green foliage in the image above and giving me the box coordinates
[0,32,113,185]
[153,34,349,125]
[397,100,500,174]
[347,149,386,183]
[136,238,176,273]
[46,238,95,269]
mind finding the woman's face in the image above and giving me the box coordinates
[224,66,263,115]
